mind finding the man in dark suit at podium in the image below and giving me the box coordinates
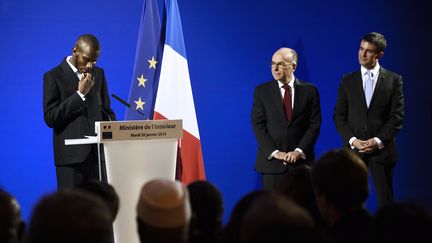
[334,32,404,206]
[43,34,116,189]
[252,47,321,191]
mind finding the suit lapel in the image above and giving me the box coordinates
[269,80,286,119]
[352,70,369,109]
[292,78,302,120]
[60,58,80,86]
[369,67,387,108]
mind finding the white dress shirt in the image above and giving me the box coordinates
[269,76,305,160]
[66,56,86,101]
[349,63,384,149]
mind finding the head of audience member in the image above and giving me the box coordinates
[0,188,25,243]
[71,34,100,73]
[311,149,369,225]
[281,165,324,226]
[373,201,432,243]
[239,191,321,243]
[26,190,112,243]
[359,32,386,69]
[136,179,191,243]
[271,47,298,83]
[223,190,271,243]
[74,180,120,221]
[187,180,223,243]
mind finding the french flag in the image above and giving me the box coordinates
[126,0,205,184]
[154,0,205,184]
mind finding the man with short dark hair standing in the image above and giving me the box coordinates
[43,34,116,189]
[334,32,404,207]
[252,47,321,191]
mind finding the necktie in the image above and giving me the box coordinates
[364,71,373,108]
[282,83,293,122]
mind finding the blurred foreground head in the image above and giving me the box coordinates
[187,180,224,243]
[136,179,191,243]
[312,149,369,209]
[0,188,25,243]
[240,191,321,243]
[374,201,432,243]
[26,190,112,243]
[75,180,120,221]
[311,149,369,224]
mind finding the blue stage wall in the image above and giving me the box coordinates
[1,0,431,222]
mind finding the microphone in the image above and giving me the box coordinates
[111,93,146,118]
[97,92,112,122]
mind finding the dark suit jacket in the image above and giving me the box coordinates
[252,79,321,174]
[333,67,404,164]
[43,58,116,166]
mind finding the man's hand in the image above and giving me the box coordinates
[274,151,301,165]
[78,73,95,96]
[359,138,379,153]
[353,138,378,153]
[352,139,368,151]
[274,151,288,161]
[283,151,302,164]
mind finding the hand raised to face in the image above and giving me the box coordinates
[78,72,95,96]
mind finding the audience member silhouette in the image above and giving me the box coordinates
[0,188,25,243]
[74,180,119,243]
[311,149,373,243]
[239,191,322,243]
[281,165,324,226]
[373,201,432,243]
[26,190,112,243]
[222,190,270,243]
[187,180,223,243]
[136,179,191,243]
[74,180,120,221]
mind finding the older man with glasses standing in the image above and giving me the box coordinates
[251,47,322,191]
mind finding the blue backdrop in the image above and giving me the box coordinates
[1,0,431,222]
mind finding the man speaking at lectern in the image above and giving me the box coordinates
[43,34,116,189]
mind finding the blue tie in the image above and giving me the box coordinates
[364,71,373,107]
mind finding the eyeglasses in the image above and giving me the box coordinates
[270,62,292,69]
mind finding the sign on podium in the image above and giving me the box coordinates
[66,119,183,243]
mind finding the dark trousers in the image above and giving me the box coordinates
[262,166,296,191]
[56,148,107,190]
[369,160,395,207]
[261,160,310,192]
[262,172,290,191]
[261,161,309,191]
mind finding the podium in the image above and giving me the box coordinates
[66,119,183,243]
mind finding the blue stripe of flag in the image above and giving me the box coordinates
[163,0,187,58]
[125,0,164,120]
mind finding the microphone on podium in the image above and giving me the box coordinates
[111,93,146,118]
[96,92,112,121]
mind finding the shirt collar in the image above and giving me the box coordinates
[278,76,295,89]
[361,62,380,78]
[66,55,80,74]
